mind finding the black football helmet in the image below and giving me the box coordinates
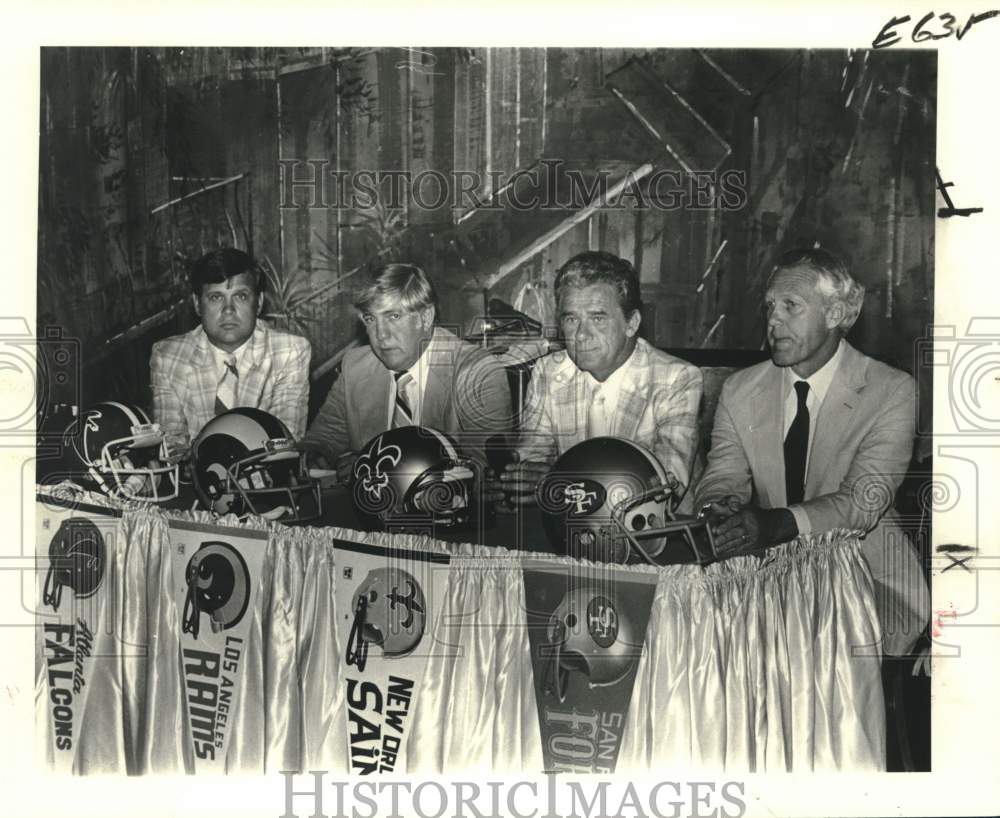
[345,567,428,671]
[542,585,642,703]
[42,517,107,613]
[350,425,477,531]
[536,437,718,565]
[62,401,179,502]
[191,408,321,522]
[181,541,251,639]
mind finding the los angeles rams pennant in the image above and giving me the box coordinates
[169,519,267,772]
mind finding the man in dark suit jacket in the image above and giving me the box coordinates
[301,263,513,479]
[695,248,928,656]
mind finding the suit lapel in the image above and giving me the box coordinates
[749,364,786,507]
[191,328,218,422]
[421,328,450,427]
[356,351,393,439]
[613,342,646,442]
[238,325,268,406]
[805,343,865,499]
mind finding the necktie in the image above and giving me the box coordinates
[214,356,238,416]
[784,380,810,505]
[392,372,415,428]
[587,381,608,438]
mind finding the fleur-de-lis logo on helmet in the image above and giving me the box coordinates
[353,435,402,503]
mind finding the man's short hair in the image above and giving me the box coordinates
[353,263,438,315]
[554,251,643,316]
[190,248,264,296]
[769,247,866,331]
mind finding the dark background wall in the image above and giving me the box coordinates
[37,46,936,422]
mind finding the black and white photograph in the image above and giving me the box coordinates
[6,2,1000,817]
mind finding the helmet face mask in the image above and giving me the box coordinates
[193,408,321,522]
[538,437,719,566]
[345,567,428,671]
[69,402,179,503]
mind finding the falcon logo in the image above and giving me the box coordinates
[354,436,402,502]
[43,518,107,613]
[564,482,599,515]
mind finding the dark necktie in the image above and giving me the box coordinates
[392,372,414,428]
[784,380,810,505]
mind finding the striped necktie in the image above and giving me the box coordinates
[392,371,415,428]
[215,356,239,416]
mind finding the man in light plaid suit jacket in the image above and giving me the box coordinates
[493,251,703,512]
[150,248,311,457]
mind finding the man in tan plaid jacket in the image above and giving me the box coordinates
[150,248,311,457]
[493,251,703,512]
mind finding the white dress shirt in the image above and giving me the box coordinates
[585,344,638,437]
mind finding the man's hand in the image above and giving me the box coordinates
[485,460,550,511]
[164,444,191,466]
[700,494,742,526]
[335,450,359,484]
[710,503,799,559]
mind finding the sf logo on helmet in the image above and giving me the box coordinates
[564,482,599,515]
[182,542,251,639]
[587,596,619,648]
[43,518,107,612]
[353,435,402,503]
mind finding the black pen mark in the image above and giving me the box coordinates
[936,168,984,218]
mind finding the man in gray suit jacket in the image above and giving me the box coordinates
[695,248,928,656]
[301,263,513,480]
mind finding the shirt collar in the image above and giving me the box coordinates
[396,330,436,397]
[586,342,638,398]
[209,336,252,373]
[786,338,844,405]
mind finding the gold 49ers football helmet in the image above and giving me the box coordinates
[345,567,427,672]
[543,585,641,703]
[350,425,477,531]
[536,437,718,565]
[192,408,321,522]
[65,401,179,502]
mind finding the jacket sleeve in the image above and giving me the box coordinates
[451,348,514,462]
[693,376,754,509]
[149,340,191,454]
[514,357,558,464]
[651,361,702,500]
[267,334,311,439]
[300,359,350,467]
[797,373,915,536]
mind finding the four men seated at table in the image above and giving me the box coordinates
[150,246,928,651]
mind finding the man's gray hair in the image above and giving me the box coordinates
[768,247,866,331]
[353,263,438,315]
